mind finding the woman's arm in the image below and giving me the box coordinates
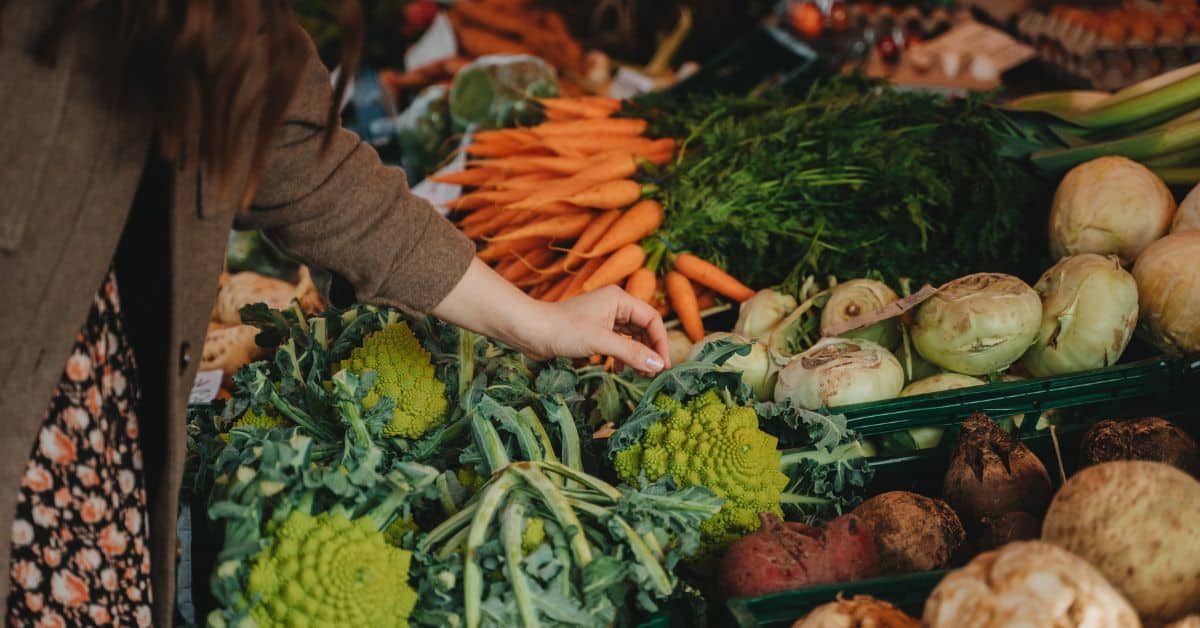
[433,258,668,372]
[238,23,668,372]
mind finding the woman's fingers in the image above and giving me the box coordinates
[612,289,671,368]
[592,330,665,375]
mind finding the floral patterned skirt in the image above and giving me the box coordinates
[7,270,153,627]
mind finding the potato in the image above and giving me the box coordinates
[1079,417,1200,477]
[851,491,965,574]
[1042,461,1200,624]
[924,541,1140,627]
[793,595,920,628]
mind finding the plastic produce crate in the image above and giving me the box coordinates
[636,353,1200,628]
[768,353,1200,448]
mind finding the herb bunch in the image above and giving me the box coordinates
[630,76,1053,292]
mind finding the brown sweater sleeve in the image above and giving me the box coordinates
[237,32,474,318]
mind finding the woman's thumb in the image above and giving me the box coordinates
[594,332,665,375]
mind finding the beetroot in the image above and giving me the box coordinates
[719,512,881,598]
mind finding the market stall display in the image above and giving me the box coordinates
[177,12,1200,626]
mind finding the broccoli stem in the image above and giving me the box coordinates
[541,399,581,476]
[457,328,478,403]
[500,499,542,628]
[778,440,872,469]
[511,464,593,567]
[537,461,623,501]
[520,407,561,467]
[417,499,478,555]
[465,473,516,628]
[469,414,511,476]
[567,499,673,597]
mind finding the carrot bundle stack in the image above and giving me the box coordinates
[441,95,756,343]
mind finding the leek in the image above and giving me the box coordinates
[1031,118,1200,173]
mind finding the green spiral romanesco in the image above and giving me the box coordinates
[340,323,447,439]
[613,390,788,559]
[219,409,289,443]
[246,510,418,627]
[521,517,546,554]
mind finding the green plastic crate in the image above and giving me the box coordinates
[637,354,1200,628]
[725,570,949,627]
[836,354,1200,437]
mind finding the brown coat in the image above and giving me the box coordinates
[0,2,474,624]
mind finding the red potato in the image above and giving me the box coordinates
[718,512,881,598]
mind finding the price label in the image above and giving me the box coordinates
[188,370,224,405]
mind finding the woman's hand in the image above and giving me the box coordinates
[432,258,670,374]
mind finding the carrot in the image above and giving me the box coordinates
[563,180,643,210]
[584,199,663,257]
[560,257,606,301]
[562,209,621,271]
[503,248,557,283]
[452,23,533,57]
[537,98,616,118]
[477,237,549,263]
[475,156,591,175]
[457,205,502,227]
[576,96,623,112]
[544,136,663,157]
[429,168,497,186]
[465,143,522,158]
[542,273,576,301]
[447,188,532,210]
[506,155,637,210]
[486,212,593,242]
[515,268,564,288]
[490,172,558,190]
[672,253,755,302]
[505,200,590,216]
[624,267,657,304]
[544,109,580,122]
[529,282,552,299]
[582,244,646,292]
[462,211,512,239]
[531,118,648,138]
[696,290,717,310]
[665,272,704,342]
[451,0,529,38]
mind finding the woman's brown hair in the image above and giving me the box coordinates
[1,0,364,208]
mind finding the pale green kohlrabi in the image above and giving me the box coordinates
[878,373,986,453]
[774,337,904,410]
[820,278,901,350]
[733,289,798,341]
[912,273,1042,376]
[1022,254,1138,377]
[687,332,775,401]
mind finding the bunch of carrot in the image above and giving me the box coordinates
[448,0,584,75]
[435,95,756,343]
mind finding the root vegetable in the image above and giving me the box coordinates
[923,541,1141,628]
[718,512,881,598]
[735,289,798,341]
[942,413,1052,541]
[215,272,300,325]
[200,324,269,386]
[666,329,693,367]
[1131,231,1200,354]
[687,333,775,401]
[1042,461,1200,624]
[1079,417,1200,477]
[851,491,965,574]
[912,273,1042,376]
[1173,183,1200,234]
[1049,155,1176,265]
[1022,254,1139,377]
[774,337,904,410]
[793,595,921,628]
[820,279,901,350]
[977,511,1041,551]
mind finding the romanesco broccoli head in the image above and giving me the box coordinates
[219,409,289,443]
[340,323,447,439]
[521,517,546,554]
[247,510,417,627]
[613,390,787,559]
